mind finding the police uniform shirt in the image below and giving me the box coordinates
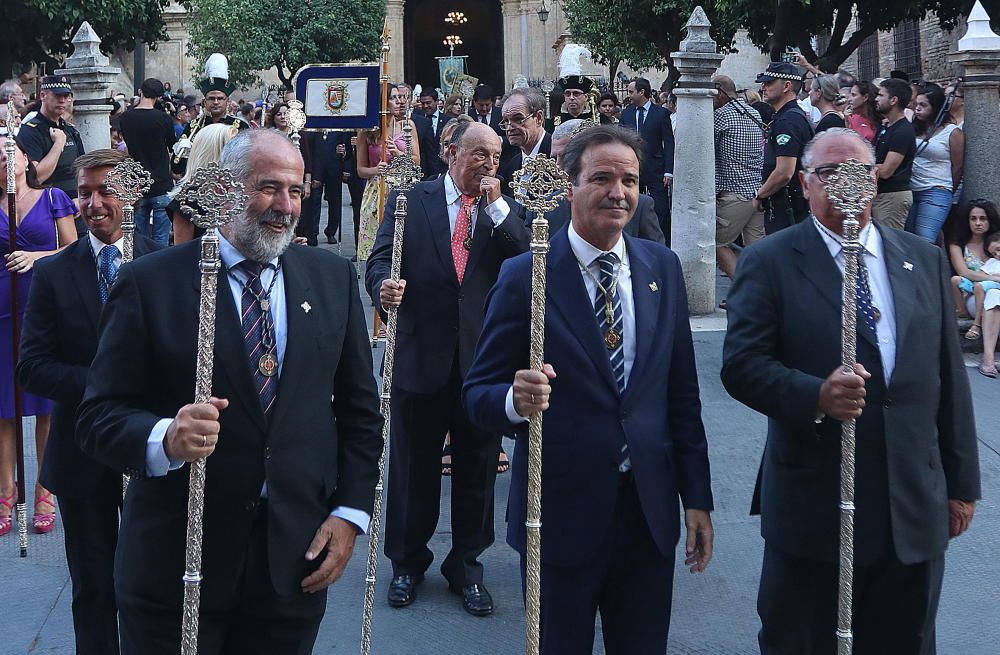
[16,112,85,199]
[762,99,813,188]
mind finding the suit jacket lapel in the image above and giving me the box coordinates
[621,236,659,394]
[878,225,916,371]
[70,240,102,330]
[191,258,266,431]
[268,250,314,432]
[463,200,495,281]
[547,232,619,395]
[422,179,457,282]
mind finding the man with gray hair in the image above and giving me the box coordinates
[0,79,25,113]
[723,128,980,654]
[497,87,550,197]
[77,128,384,654]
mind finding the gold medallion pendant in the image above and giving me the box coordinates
[463,236,473,251]
[258,352,279,377]
[604,328,622,350]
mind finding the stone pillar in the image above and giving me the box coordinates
[55,22,121,153]
[386,0,406,82]
[670,7,724,315]
[949,1,1000,203]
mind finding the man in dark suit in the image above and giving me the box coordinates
[397,83,439,180]
[17,149,162,655]
[418,87,452,178]
[463,125,714,654]
[297,130,347,246]
[721,129,980,654]
[620,77,674,239]
[472,84,504,136]
[367,121,529,616]
[75,129,384,654]
[496,87,551,198]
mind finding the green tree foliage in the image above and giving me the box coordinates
[1,0,178,80]
[717,0,1000,71]
[187,0,386,88]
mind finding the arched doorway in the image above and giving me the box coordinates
[404,0,504,96]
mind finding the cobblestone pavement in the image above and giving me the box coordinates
[1,201,997,654]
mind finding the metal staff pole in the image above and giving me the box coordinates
[3,102,28,557]
[541,80,554,121]
[823,158,877,655]
[175,162,248,655]
[371,18,392,347]
[511,155,569,655]
[104,158,152,498]
[286,99,306,151]
[459,79,475,116]
[358,82,423,655]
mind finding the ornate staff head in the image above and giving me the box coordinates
[104,158,153,208]
[513,154,570,247]
[285,99,307,151]
[821,158,878,225]
[384,141,422,194]
[177,162,247,233]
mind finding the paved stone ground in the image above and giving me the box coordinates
[2,199,998,654]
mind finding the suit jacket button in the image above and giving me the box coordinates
[264,447,272,459]
[883,398,893,408]
[246,500,257,511]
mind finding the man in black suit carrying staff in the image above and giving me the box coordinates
[76,129,383,655]
[18,149,162,655]
[722,128,980,655]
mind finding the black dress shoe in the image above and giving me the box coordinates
[326,235,338,244]
[451,583,494,617]
[387,574,422,608]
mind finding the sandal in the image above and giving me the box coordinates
[441,445,453,477]
[965,324,982,340]
[978,364,999,379]
[497,448,510,475]
[0,491,14,537]
[32,490,57,534]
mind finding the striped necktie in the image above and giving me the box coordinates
[595,253,630,471]
[238,260,278,416]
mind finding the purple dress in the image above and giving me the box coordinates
[0,188,75,418]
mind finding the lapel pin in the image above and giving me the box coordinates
[903,261,913,271]
[301,301,312,313]
[649,282,659,292]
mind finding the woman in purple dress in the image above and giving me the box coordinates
[0,136,77,536]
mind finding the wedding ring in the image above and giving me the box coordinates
[201,435,207,447]
[531,394,537,405]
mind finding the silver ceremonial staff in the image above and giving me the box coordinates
[359,85,423,655]
[103,158,152,498]
[823,158,877,655]
[175,162,248,655]
[3,101,28,557]
[286,99,307,152]
[511,155,569,655]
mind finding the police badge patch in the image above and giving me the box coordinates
[325,82,349,115]
[776,134,791,146]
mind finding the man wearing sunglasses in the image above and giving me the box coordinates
[723,128,980,654]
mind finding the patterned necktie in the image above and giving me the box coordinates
[97,244,120,304]
[451,194,475,284]
[856,253,879,338]
[238,261,278,416]
[637,106,646,131]
[595,253,630,471]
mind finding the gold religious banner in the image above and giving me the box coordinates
[510,154,570,655]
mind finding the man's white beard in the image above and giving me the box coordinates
[230,208,298,262]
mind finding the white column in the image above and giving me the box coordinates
[670,7,724,315]
[386,0,406,82]
[55,22,121,152]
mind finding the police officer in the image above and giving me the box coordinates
[752,62,813,234]
[15,75,85,200]
[171,53,249,175]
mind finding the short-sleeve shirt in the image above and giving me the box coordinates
[118,107,177,196]
[15,112,86,199]
[874,117,916,193]
[714,99,764,199]
[762,99,813,190]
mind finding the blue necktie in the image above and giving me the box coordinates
[637,106,645,131]
[594,253,631,471]
[238,261,278,416]
[856,254,879,337]
[97,244,119,304]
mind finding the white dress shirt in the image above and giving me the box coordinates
[145,234,369,532]
[505,222,637,423]
[87,233,124,276]
[444,173,510,234]
[813,218,897,383]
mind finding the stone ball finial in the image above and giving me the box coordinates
[65,21,111,68]
[959,1,1000,51]
[680,6,717,53]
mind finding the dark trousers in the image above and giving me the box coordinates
[298,183,324,242]
[758,544,944,655]
[522,476,676,655]
[58,474,122,655]
[347,177,364,252]
[324,180,345,239]
[384,364,502,586]
[118,503,326,655]
[764,187,809,235]
[644,183,671,246]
